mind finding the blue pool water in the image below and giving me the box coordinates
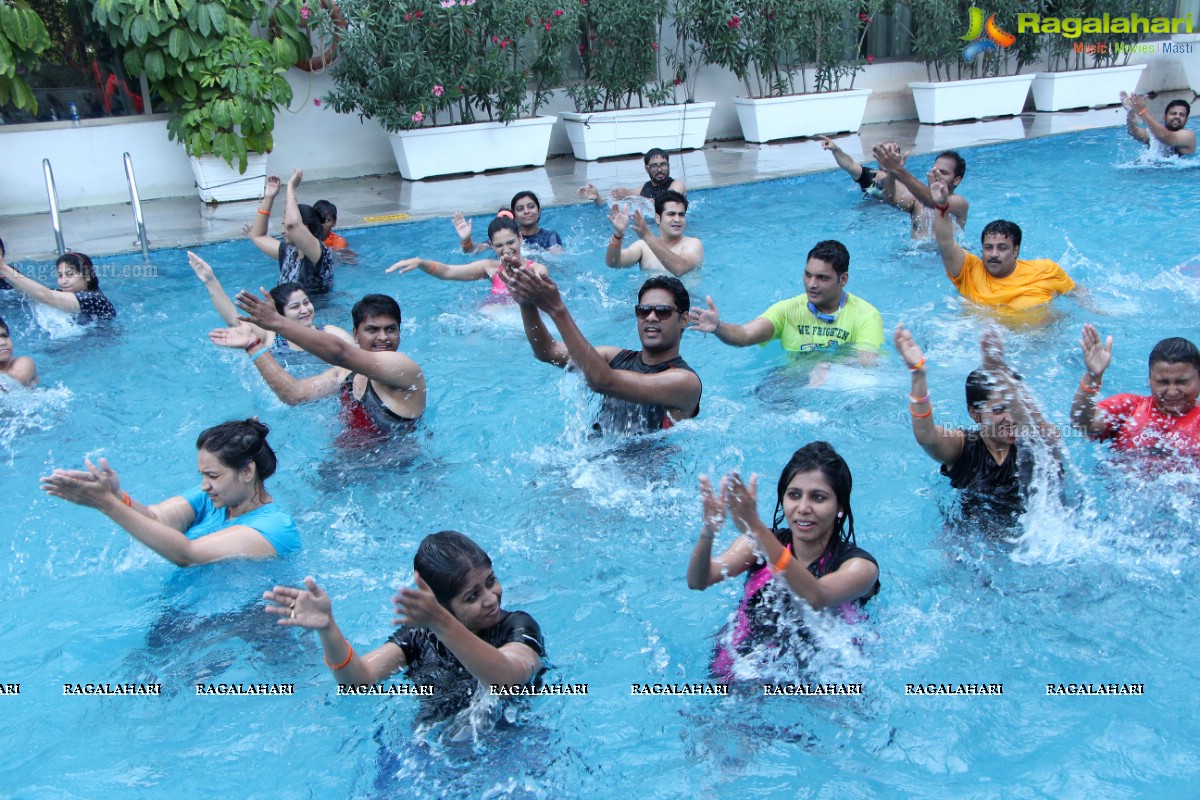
[2,126,1199,798]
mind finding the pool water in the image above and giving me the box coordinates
[2,126,1199,798]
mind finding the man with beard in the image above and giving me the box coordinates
[929,181,1075,310]
[507,269,701,436]
[1121,93,1195,156]
[579,148,687,205]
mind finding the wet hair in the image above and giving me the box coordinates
[1148,337,1200,371]
[1165,99,1191,119]
[965,369,998,410]
[643,148,669,165]
[57,252,100,291]
[297,204,324,239]
[510,191,541,212]
[487,215,521,242]
[806,240,850,275]
[980,220,1022,250]
[312,200,337,225]
[639,275,690,314]
[654,189,688,216]
[268,282,307,314]
[0,315,8,336]
[351,293,401,328]
[770,441,857,550]
[414,530,493,608]
[936,150,967,181]
[195,418,277,482]
[0,236,5,257]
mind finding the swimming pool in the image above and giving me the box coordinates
[2,126,1199,798]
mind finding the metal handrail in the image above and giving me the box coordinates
[123,152,150,260]
[42,159,66,257]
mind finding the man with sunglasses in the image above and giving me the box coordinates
[894,324,1061,527]
[687,240,882,365]
[505,268,701,435]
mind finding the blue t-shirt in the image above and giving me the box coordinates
[182,488,301,556]
[522,228,562,251]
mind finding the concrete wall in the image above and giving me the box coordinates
[3,45,1194,216]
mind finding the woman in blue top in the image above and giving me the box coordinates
[41,419,299,565]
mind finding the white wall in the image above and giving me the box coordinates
[3,45,1193,216]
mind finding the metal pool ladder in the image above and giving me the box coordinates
[42,159,66,257]
[123,152,150,261]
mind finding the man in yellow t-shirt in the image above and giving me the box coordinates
[687,240,883,365]
[930,181,1074,311]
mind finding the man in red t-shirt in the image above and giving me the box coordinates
[1071,324,1200,457]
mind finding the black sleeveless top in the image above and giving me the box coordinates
[593,349,699,435]
[640,178,676,202]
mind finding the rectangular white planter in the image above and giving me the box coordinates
[909,73,1034,124]
[1030,63,1147,111]
[387,115,556,181]
[731,89,872,143]
[189,152,269,204]
[560,102,715,161]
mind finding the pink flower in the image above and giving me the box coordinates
[651,41,658,51]
[500,38,508,47]
[459,0,475,5]
[553,8,563,15]
[404,12,412,20]
[300,5,311,20]
[433,84,444,97]
[313,98,322,106]
[544,22,551,29]
[440,0,454,7]
[727,16,740,28]
[412,111,424,123]
[859,13,871,22]
[866,55,874,64]
[415,10,422,17]
[673,78,682,86]
[492,35,500,43]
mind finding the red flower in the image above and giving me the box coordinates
[544,22,551,29]
[404,12,412,20]
[313,98,322,106]
[553,8,564,15]
[866,55,875,64]
[492,35,500,43]
[727,16,740,28]
[651,41,659,51]
[415,10,422,17]
[859,13,871,22]
[673,78,682,86]
[579,44,587,55]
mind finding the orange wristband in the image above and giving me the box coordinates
[325,643,354,671]
[257,209,271,215]
[910,405,933,419]
[770,547,793,575]
[121,491,133,507]
[1078,376,1101,394]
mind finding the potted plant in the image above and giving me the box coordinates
[1028,0,1157,112]
[324,0,569,180]
[0,0,51,117]
[91,0,309,202]
[687,0,878,143]
[898,0,1038,124]
[559,0,715,160]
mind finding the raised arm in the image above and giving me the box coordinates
[874,144,968,224]
[981,328,1061,451]
[687,296,775,347]
[283,169,324,264]
[726,473,878,610]
[894,323,964,465]
[516,303,570,367]
[1122,93,1150,145]
[189,251,265,332]
[872,142,915,210]
[605,204,643,268]
[1070,323,1113,435]
[929,180,966,279]
[630,211,704,276]
[386,257,491,282]
[452,211,492,254]
[265,577,407,686]
[687,475,757,590]
[1125,92,1196,155]
[396,574,542,686]
[821,136,867,180]
[0,260,81,313]
[249,174,283,259]
[40,460,276,565]
[209,321,344,405]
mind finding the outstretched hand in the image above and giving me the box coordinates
[1080,323,1113,377]
[452,211,473,242]
[393,572,451,629]
[263,174,282,198]
[501,263,563,311]
[609,203,629,236]
[386,258,424,275]
[209,321,261,350]
[578,183,601,202]
[724,472,762,534]
[892,323,926,371]
[187,251,216,284]
[235,288,286,331]
[928,179,950,206]
[687,296,721,333]
[287,168,303,192]
[40,457,121,510]
[264,577,334,630]
[872,142,904,171]
[631,209,652,240]
[820,135,840,152]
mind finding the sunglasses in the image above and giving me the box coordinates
[634,304,679,319]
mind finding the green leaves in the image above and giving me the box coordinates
[0,0,52,112]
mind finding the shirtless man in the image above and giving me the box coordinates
[873,143,969,236]
[212,293,426,443]
[605,190,703,277]
[579,148,687,205]
[1121,93,1195,156]
[507,268,701,436]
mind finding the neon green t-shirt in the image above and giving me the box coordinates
[758,293,884,353]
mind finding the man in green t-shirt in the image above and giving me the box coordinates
[687,240,883,366]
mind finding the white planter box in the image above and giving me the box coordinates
[731,89,872,143]
[387,116,556,181]
[909,74,1034,124]
[560,102,715,161]
[189,152,269,204]
[1030,63,1147,111]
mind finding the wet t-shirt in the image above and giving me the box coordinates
[278,243,335,296]
[72,289,117,323]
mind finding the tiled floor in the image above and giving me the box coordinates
[0,104,1153,261]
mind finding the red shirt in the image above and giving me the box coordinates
[1096,394,1200,456]
[323,232,348,250]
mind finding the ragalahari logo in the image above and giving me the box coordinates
[960,7,1016,62]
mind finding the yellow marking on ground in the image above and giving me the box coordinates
[362,213,411,223]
